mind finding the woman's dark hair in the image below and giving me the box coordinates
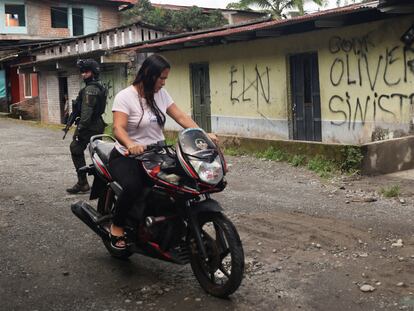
[133,54,171,128]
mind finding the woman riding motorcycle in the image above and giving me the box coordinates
[108,54,217,249]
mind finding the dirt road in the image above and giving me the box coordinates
[0,118,413,311]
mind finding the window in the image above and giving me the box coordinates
[51,7,68,28]
[5,4,25,27]
[72,8,84,36]
[24,74,32,98]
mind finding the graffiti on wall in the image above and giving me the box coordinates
[229,64,271,107]
[328,33,414,130]
[102,80,114,101]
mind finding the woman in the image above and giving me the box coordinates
[108,54,217,250]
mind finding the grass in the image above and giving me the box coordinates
[307,156,337,178]
[255,146,289,162]
[222,147,247,157]
[289,154,306,167]
[223,145,340,178]
[380,185,401,198]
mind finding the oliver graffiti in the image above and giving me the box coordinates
[229,65,271,106]
[328,33,414,129]
[329,46,411,89]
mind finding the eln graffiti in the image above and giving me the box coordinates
[229,64,271,107]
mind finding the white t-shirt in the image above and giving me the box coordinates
[112,85,174,153]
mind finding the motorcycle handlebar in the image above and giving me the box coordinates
[127,141,169,159]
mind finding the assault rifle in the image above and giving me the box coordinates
[62,99,81,140]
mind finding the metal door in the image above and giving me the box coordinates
[190,63,211,132]
[290,53,322,141]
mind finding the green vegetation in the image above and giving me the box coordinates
[307,156,336,178]
[122,0,227,32]
[340,146,364,174]
[222,144,359,178]
[223,147,246,156]
[289,154,306,167]
[226,0,325,19]
[256,146,288,161]
[380,185,401,198]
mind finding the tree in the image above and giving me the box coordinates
[226,0,326,19]
[121,0,227,32]
[335,0,369,6]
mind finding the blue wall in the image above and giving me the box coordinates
[67,5,99,36]
[0,70,5,98]
[0,1,99,36]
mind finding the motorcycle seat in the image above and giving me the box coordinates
[94,140,114,165]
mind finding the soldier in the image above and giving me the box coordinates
[66,59,107,194]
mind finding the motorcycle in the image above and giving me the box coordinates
[71,128,244,298]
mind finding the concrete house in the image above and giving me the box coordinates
[16,20,167,124]
[0,0,135,114]
[113,1,414,147]
[13,0,414,173]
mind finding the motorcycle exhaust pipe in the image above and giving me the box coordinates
[71,201,109,241]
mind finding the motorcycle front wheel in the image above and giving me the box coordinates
[190,212,244,298]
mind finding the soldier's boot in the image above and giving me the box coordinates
[66,175,90,194]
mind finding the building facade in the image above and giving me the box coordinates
[17,21,166,124]
[15,1,414,146]
[122,2,414,145]
[0,0,133,113]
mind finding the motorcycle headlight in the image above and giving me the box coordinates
[190,155,223,185]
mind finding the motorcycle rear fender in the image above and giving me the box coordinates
[191,198,223,215]
[90,176,107,200]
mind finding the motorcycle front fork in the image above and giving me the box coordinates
[186,202,209,261]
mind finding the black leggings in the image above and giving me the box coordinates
[108,148,146,227]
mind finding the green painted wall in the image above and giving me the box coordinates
[100,66,128,125]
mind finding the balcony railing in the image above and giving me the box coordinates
[34,23,167,61]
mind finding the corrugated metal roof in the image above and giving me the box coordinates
[117,1,380,53]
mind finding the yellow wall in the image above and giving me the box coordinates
[159,15,414,143]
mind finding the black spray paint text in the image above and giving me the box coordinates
[328,34,414,129]
[230,65,271,107]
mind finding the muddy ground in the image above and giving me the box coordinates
[0,118,413,311]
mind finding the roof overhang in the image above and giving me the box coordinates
[378,0,414,13]
[113,1,388,54]
[15,50,131,74]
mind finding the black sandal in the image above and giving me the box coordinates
[110,232,127,250]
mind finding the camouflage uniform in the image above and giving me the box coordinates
[69,80,106,191]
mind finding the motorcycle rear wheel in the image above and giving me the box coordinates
[190,212,244,298]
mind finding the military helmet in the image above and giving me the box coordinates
[76,59,100,76]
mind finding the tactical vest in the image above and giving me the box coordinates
[87,80,108,120]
